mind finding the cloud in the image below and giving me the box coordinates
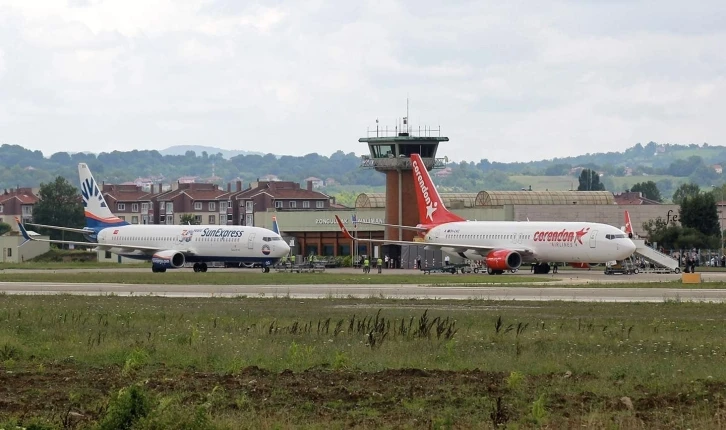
[0,0,725,163]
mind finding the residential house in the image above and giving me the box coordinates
[102,184,156,225]
[613,191,661,205]
[154,182,230,225]
[434,167,453,178]
[303,177,324,188]
[0,187,40,230]
[230,180,332,226]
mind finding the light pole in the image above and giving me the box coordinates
[712,185,723,261]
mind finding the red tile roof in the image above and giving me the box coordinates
[234,181,329,200]
[158,184,230,201]
[613,191,661,205]
[102,184,153,202]
[0,188,39,204]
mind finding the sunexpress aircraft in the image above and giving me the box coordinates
[17,163,289,273]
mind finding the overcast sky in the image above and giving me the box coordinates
[1,1,724,163]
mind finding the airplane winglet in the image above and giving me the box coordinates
[15,217,31,245]
[335,215,355,240]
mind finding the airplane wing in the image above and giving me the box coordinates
[25,222,95,235]
[335,216,534,257]
[15,217,162,253]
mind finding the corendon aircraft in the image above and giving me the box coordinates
[16,163,289,273]
[335,154,636,274]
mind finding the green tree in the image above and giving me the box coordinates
[650,225,718,250]
[577,169,605,191]
[672,183,700,205]
[630,181,662,202]
[642,216,669,239]
[179,214,199,225]
[679,193,720,236]
[0,221,11,236]
[32,176,85,242]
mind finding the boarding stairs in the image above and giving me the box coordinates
[632,239,680,274]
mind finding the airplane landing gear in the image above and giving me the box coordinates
[151,266,166,273]
[532,262,551,274]
[262,266,270,273]
[193,263,208,272]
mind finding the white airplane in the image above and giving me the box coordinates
[336,154,636,274]
[16,163,290,273]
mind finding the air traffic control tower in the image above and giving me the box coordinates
[360,120,448,242]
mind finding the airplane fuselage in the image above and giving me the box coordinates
[95,224,289,264]
[425,221,635,263]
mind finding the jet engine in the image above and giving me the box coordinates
[485,249,522,271]
[151,250,185,271]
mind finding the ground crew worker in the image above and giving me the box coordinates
[377,257,383,273]
[444,255,450,265]
[363,257,370,273]
[290,254,296,266]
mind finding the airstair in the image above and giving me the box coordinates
[632,239,681,274]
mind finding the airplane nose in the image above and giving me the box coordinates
[625,239,636,255]
[279,240,290,256]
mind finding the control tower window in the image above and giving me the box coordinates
[399,145,437,158]
[371,144,395,158]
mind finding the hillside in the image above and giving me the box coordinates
[1,141,724,202]
[159,145,265,159]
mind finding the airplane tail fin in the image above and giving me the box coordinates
[272,216,281,235]
[15,217,31,245]
[335,215,355,240]
[78,163,129,231]
[410,154,465,225]
[624,210,634,238]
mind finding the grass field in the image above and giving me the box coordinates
[0,271,555,285]
[2,295,726,428]
[0,261,151,270]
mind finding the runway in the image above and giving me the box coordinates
[2,281,726,302]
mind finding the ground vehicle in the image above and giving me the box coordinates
[604,259,637,275]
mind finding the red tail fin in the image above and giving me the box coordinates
[335,215,355,240]
[624,210,633,237]
[410,154,465,225]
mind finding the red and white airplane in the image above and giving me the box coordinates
[336,154,636,274]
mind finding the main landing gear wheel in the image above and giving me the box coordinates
[487,267,494,275]
[262,266,270,273]
[151,267,166,273]
[193,263,208,273]
[674,267,681,274]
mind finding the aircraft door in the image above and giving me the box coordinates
[247,233,256,249]
[232,232,242,252]
[589,230,598,248]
